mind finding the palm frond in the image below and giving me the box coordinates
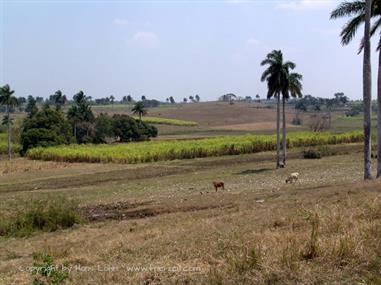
[341,14,364,45]
[330,1,365,20]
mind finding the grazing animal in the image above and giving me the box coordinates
[213,181,225,191]
[285,172,299,184]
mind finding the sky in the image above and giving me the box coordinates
[0,0,379,101]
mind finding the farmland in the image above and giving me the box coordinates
[26,131,363,163]
[1,147,381,284]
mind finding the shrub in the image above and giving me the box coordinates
[31,253,69,285]
[292,117,303,125]
[0,196,81,237]
[303,145,336,159]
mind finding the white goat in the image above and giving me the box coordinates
[285,172,299,184]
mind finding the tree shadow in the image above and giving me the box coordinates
[236,168,272,175]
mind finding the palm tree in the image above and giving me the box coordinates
[364,0,373,179]
[282,72,303,165]
[330,0,375,179]
[132,101,147,121]
[0,84,18,160]
[52,90,67,110]
[110,95,115,112]
[261,50,295,168]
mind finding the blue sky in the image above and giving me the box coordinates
[0,0,378,101]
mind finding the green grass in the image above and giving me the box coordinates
[133,116,198,126]
[0,196,81,237]
[0,133,21,155]
[27,131,363,164]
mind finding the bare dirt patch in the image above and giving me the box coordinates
[81,198,235,222]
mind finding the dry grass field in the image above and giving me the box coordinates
[1,144,381,284]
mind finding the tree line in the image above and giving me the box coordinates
[0,86,158,159]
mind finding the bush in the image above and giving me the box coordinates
[31,253,69,285]
[303,149,321,159]
[303,145,336,159]
[0,196,81,237]
[292,117,303,125]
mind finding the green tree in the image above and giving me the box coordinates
[132,101,147,121]
[0,84,18,160]
[195,94,200,102]
[261,50,296,168]
[110,95,115,111]
[169,96,175,104]
[50,90,67,110]
[67,91,94,143]
[112,114,157,142]
[282,72,303,165]
[94,113,114,143]
[25,95,38,118]
[21,105,73,154]
[331,0,375,178]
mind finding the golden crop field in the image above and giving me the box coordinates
[26,131,363,164]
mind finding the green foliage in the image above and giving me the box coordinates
[292,117,303,125]
[303,145,337,159]
[0,132,21,154]
[93,113,114,143]
[67,91,94,143]
[131,116,198,126]
[0,196,81,237]
[20,106,73,154]
[31,253,69,285]
[112,114,157,142]
[26,95,38,117]
[131,101,147,119]
[27,131,363,164]
[346,103,363,117]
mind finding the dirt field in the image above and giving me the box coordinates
[1,144,381,284]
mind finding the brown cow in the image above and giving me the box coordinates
[213,181,225,192]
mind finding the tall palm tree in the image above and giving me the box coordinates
[0,84,18,160]
[132,101,147,121]
[52,90,67,110]
[364,0,373,179]
[330,0,376,178]
[261,50,295,168]
[282,73,303,165]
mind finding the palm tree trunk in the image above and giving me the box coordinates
[363,0,372,180]
[276,93,281,168]
[74,123,77,142]
[377,46,381,177]
[6,105,11,160]
[282,95,286,166]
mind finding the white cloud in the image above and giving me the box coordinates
[113,18,129,26]
[277,0,335,10]
[128,32,160,48]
